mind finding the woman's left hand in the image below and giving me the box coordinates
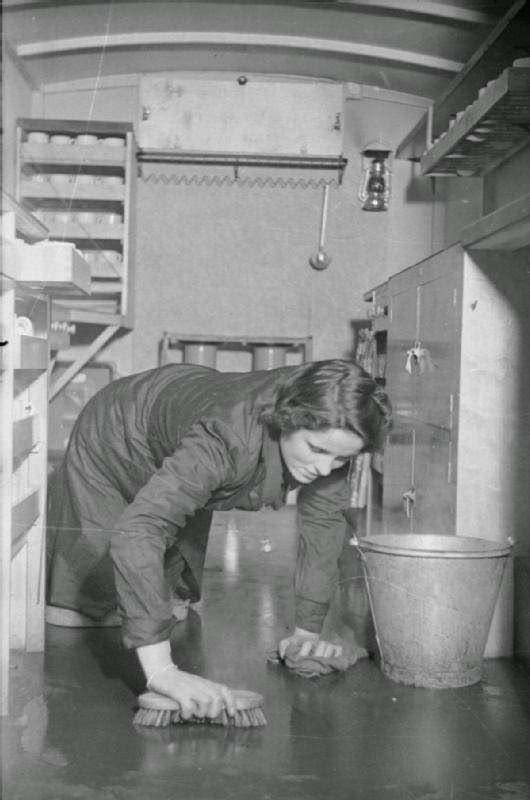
[278,627,343,660]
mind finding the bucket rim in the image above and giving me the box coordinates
[358,533,512,559]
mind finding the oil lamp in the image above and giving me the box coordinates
[358,143,392,212]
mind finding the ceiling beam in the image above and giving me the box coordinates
[335,1,495,26]
[17,31,463,73]
[2,0,497,24]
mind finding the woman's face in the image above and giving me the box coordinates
[279,427,364,484]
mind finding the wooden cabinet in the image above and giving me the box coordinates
[383,246,464,535]
[380,243,530,656]
[16,118,137,328]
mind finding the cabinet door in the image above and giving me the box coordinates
[416,250,460,430]
[411,422,455,535]
[383,247,461,538]
[386,272,419,422]
[382,419,415,535]
[139,75,343,154]
[383,268,419,535]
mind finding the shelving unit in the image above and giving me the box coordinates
[16,118,137,328]
[0,203,91,716]
[160,332,313,367]
[396,0,530,161]
[421,67,530,177]
[16,118,137,400]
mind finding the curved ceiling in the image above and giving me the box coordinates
[3,0,514,100]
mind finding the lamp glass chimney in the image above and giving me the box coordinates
[359,149,391,212]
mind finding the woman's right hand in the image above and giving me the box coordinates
[149,664,236,720]
[136,639,235,720]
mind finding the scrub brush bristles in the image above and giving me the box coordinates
[133,689,267,728]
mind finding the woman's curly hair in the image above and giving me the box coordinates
[259,359,392,452]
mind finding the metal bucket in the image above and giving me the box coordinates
[357,534,512,688]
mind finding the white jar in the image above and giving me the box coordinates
[50,173,74,185]
[76,211,96,225]
[98,212,122,225]
[75,174,95,184]
[102,175,124,186]
[50,134,73,145]
[27,131,49,144]
[76,134,99,145]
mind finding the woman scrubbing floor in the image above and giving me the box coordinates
[46,359,391,721]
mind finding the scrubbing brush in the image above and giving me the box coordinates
[133,689,267,728]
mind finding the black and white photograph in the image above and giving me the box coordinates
[1,1,530,798]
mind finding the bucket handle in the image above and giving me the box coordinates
[349,534,385,672]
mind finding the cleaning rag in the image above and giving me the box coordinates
[269,637,368,678]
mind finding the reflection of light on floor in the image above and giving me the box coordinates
[223,529,240,576]
[257,583,276,649]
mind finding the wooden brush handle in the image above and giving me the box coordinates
[138,688,264,712]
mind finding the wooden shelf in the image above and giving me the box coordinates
[51,303,130,327]
[90,257,123,279]
[20,180,125,202]
[396,0,530,160]
[47,222,124,241]
[12,240,91,296]
[11,489,40,556]
[421,67,530,177]
[461,192,530,251]
[12,416,35,466]
[18,117,134,137]
[430,0,530,140]
[14,335,48,371]
[21,142,126,167]
[164,333,310,347]
[0,331,48,374]
[1,190,49,243]
[17,117,136,329]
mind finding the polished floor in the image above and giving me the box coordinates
[4,508,530,800]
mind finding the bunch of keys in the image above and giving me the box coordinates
[404,341,435,374]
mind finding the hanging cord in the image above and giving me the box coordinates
[348,534,385,672]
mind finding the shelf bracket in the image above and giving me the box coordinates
[49,324,119,400]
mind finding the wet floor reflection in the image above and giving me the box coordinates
[6,508,530,800]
